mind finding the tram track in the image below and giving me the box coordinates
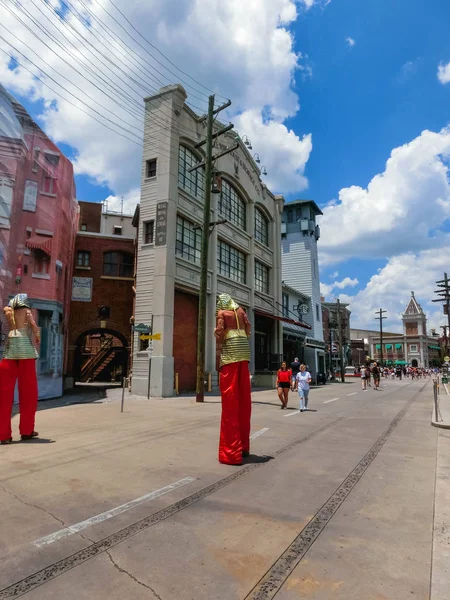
[244,381,427,599]
[0,416,345,599]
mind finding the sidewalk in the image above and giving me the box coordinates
[431,379,450,429]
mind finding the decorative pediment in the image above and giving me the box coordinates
[404,291,423,315]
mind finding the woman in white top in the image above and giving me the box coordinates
[295,364,312,412]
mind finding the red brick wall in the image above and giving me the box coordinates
[66,233,135,378]
[173,290,198,392]
[78,201,101,232]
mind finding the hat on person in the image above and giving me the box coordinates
[9,293,32,310]
[216,293,239,315]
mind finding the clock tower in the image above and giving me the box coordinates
[402,291,428,367]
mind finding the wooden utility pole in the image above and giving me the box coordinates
[375,308,387,367]
[336,299,345,383]
[433,273,450,352]
[189,96,237,402]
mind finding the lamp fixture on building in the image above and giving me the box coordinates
[261,166,268,176]
[242,135,252,150]
[254,153,261,164]
[211,169,222,194]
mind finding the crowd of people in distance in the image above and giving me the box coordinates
[357,364,437,389]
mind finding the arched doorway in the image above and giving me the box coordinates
[412,359,418,368]
[74,328,129,383]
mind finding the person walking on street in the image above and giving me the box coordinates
[295,364,312,412]
[290,357,300,390]
[276,362,292,409]
[361,365,367,391]
[372,362,381,391]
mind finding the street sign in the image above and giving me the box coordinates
[133,323,151,334]
[139,333,161,341]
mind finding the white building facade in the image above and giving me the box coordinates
[281,200,326,374]
[132,85,284,397]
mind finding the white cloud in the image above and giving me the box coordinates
[319,127,450,266]
[346,37,356,47]
[331,271,339,279]
[0,0,320,205]
[438,61,450,84]
[103,188,141,216]
[320,276,358,299]
[334,277,358,289]
[335,250,450,333]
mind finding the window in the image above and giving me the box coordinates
[77,251,90,267]
[176,216,201,263]
[254,208,269,246]
[254,261,269,294]
[146,158,157,178]
[217,240,246,283]
[178,146,204,198]
[34,250,50,275]
[144,220,154,244]
[282,292,289,318]
[410,344,418,352]
[103,252,133,278]
[44,152,59,167]
[287,209,293,223]
[113,226,122,236]
[32,148,39,173]
[42,176,56,194]
[81,223,87,231]
[316,304,320,321]
[296,208,302,221]
[218,180,246,229]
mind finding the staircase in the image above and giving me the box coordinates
[80,338,113,382]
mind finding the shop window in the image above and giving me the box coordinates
[255,261,269,294]
[217,240,246,284]
[77,251,90,267]
[218,180,246,229]
[144,220,154,244]
[146,158,157,178]
[102,251,133,278]
[254,208,269,246]
[176,216,201,263]
[178,146,204,198]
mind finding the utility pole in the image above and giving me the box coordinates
[189,95,237,403]
[375,308,387,367]
[336,299,345,383]
[433,274,450,351]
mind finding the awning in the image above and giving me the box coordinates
[386,344,392,350]
[26,235,52,256]
[255,309,311,329]
[428,345,440,350]
[376,344,381,350]
[395,360,408,365]
[395,344,402,349]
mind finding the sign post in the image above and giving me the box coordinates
[147,315,154,400]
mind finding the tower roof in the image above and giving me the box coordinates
[284,199,323,216]
[403,291,424,316]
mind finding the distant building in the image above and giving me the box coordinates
[322,300,351,371]
[0,84,77,398]
[65,201,135,388]
[132,84,285,397]
[281,200,326,374]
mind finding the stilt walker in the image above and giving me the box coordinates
[0,294,40,445]
[214,294,252,465]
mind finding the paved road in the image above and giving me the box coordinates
[0,378,439,599]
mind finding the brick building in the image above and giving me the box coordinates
[65,201,135,388]
[0,84,78,398]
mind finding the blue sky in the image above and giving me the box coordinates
[2,0,450,330]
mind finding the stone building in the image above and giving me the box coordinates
[281,200,326,374]
[132,85,284,397]
[65,202,135,388]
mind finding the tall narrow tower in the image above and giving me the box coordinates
[402,291,428,367]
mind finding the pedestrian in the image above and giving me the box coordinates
[276,362,292,409]
[0,294,40,445]
[214,294,252,465]
[290,356,300,390]
[295,364,312,412]
[372,362,381,390]
[360,364,367,391]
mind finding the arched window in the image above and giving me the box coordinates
[254,207,269,246]
[178,145,205,198]
[103,252,133,278]
[219,180,246,229]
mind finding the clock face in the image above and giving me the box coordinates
[298,303,309,315]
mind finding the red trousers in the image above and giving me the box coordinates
[219,361,252,465]
[0,359,38,442]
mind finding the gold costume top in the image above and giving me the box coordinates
[215,294,251,368]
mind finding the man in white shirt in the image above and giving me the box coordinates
[295,364,312,412]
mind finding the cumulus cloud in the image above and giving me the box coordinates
[319,127,450,265]
[320,276,358,299]
[346,37,356,47]
[0,0,321,205]
[438,61,450,84]
[335,250,450,333]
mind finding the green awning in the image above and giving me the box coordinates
[385,344,392,350]
[376,344,381,350]
[395,344,402,349]
[428,345,440,350]
[395,360,408,365]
